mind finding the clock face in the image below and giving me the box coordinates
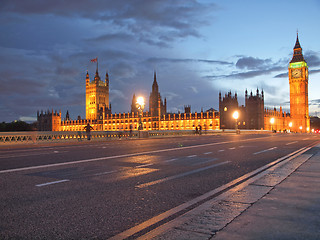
[292,69,302,78]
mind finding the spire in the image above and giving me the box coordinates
[105,70,109,84]
[152,71,159,93]
[294,32,301,49]
[290,32,306,63]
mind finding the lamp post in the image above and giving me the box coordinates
[270,118,275,132]
[136,96,145,130]
[233,110,239,134]
[288,122,292,133]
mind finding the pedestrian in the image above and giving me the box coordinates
[195,126,198,135]
[199,125,202,135]
[84,123,93,140]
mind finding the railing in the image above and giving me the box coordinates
[0,129,270,145]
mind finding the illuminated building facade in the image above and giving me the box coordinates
[288,34,310,132]
[85,69,111,120]
[38,71,219,131]
[37,34,310,133]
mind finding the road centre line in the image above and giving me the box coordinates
[187,155,197,158]
[286,141,298,145]
[218,150,225,152]
[229,147,236,150]
[136,161,229,188]
[191,158,218,166]
[203,152,212,155]
[253,147,277,155]
[94,170,118,176]
[0,136,271,174]
[164,158,178,163]
[36,179,69,187]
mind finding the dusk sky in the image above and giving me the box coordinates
[1,0,320,123]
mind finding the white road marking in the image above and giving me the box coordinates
[192,158,218,166]
[36,179,69,187]
[94,170,118,176]
[302,138,309,140]
[229,147,235,150]
[0,136,271,174]
[136,161,230,188]
[218,150,225,152]
[53,151,59,153]
[203,152,212,155]
[165,158,178,163]
[253,147,277,155]
[136,163,154,168]
[187,155,197,158]
[286,141,298,145]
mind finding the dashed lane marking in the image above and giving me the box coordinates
[286,141,298,145]
[218,150,225,152]
[203,152,212,155]
[253,147,277,155]
[136,161,230,188]
[0,136,271,174]
[164,158,178,163]
[36,179,69,187]
[187,155,197,158]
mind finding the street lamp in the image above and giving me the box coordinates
[270,118,275,132]
[136,96,145,130]
[233,110,239,134]
[289,122,292,133]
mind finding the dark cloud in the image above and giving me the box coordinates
[147,57,233,66]
[305,51,320,67]
[206,66,284,80]
[236,56,272,70]
[1,0,216,47]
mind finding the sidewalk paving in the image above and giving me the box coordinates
[146,144,320,240]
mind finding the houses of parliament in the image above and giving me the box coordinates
[37,35,310,133]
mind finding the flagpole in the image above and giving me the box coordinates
[96,57,98,73]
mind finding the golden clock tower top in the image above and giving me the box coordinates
[290,33,306,64]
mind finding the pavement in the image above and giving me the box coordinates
[140,143,320,240]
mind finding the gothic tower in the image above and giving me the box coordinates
[85,68,111,120]
[149,71,167,117]
[288,33,310,132]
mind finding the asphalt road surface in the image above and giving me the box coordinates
[0,133,319,239]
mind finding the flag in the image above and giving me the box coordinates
[90,57,98,63]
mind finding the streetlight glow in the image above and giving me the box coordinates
[233,111,239,120]
[270,118,275,124]
[136,96,145,109]
[289,122,292,128]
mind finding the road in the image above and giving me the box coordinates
[0,133,319,239]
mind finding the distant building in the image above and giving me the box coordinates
[219,89,264,130]
[37,110,61,131]
[37,34,310,133]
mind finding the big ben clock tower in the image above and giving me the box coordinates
[288,33,310,133]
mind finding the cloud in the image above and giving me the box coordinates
[147,57,233,66]
[235,56,272,70]
[305,51,320,67]
[1,0,217,47]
